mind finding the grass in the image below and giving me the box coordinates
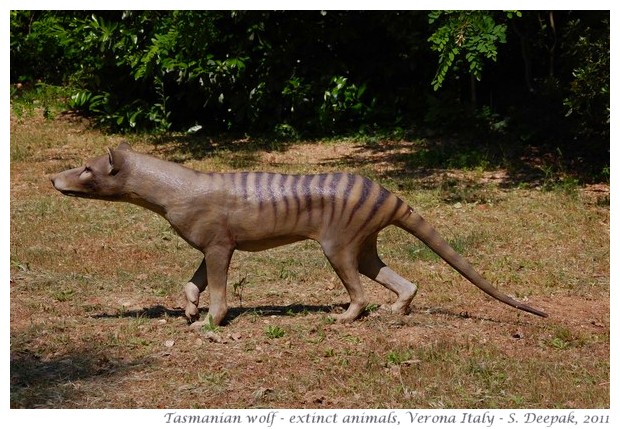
[9,108,609,409]
[266,325,286,339]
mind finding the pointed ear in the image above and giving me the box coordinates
[106,148,124,175]
[117,141,133,151]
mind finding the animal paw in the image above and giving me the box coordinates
[185,304,200,322]
[333,313,357,323]
[184,283,201,321]
[189,320,206,330]
[389,301,411,315]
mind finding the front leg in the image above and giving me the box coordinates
[191,245,234,328]
[184,258,206,322]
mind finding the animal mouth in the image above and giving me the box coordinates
[60,190,93,198]
[50,177,92,198]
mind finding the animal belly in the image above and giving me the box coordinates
[236,235,308,252]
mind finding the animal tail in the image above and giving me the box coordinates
[394,207,548,318]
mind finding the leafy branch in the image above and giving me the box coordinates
[428,11,520,91]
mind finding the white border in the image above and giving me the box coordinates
[4,3,616,426]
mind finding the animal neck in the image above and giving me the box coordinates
[121,153,200,217]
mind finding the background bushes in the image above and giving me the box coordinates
[10,10,609,173]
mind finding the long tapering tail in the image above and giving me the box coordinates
[395,209,548,318]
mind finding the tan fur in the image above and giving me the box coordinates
[50,143,547,326]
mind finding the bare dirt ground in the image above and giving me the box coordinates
[10,112,609,409]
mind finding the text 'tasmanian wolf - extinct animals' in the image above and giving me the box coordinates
[50,143,547,326]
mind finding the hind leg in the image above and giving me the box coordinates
[184,258,207,322]
[358,236,417,315]
[322,245,369,322]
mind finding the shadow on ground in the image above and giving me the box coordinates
[88,301,539,327]
[90,303,337,325]
[10,347,152,408]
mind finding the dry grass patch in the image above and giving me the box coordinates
[10,112,609,408]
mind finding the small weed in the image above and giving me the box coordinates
[232,276,248,306]
[548,337,570,350]
[546,326,583,350]
[266,325,285,339]
[387,349,413,365]
[152,287,168,297]
[201,316,221,334]
[365,303,380,313]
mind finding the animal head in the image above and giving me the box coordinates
[50,142,132,201]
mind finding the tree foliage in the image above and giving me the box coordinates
[10,10,609,169]
[428,10,517,91]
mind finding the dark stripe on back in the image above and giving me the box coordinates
[370,186,391,219]
[351,186,401,239]
[291,175,302,218]
[317,174,328,212]
[388,195,406,223]
[339,174,357,220]
[279,174,290,215]
[302,175,313,217]
[254,172,264,209]
[267,173,278,219]
[240,172,249,200]
[345,178,372,227]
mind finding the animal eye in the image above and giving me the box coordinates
[81,166,92,175]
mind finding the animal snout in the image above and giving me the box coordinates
[49,173,67,193]
[49,173,59,188]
